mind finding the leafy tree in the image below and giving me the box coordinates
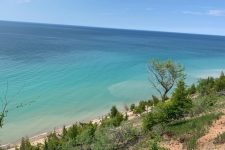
[148,59,185,101]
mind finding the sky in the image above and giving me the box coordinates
[0,0,225,35]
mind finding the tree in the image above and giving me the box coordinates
[148,59,185,101]
[197,77,215,95]
[166,80,192,120]
[110,106,119,118]
[215,71,225,92]
[188,84,197,95]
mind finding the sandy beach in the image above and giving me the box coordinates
[1,108,149,150]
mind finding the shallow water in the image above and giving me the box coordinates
[0,21,225,143]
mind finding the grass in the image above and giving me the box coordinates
[163,112,222,150]
[214,132,225,144]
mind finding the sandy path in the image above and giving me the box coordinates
[197,110,225,150]
[160,140,183,150]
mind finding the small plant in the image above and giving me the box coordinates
[214,132,225,144]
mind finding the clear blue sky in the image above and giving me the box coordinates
[1,0,225,35]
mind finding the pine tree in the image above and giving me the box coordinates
[170,80,192,119]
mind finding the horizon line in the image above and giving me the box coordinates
[1,19,225,37]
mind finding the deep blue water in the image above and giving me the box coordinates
[0,21,225,143]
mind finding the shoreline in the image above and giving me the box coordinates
[1,107,142,150]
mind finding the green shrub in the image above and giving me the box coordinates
[143,80,192,130]
[134,101,147,114]
[163,113,222,149]
[215,72,225,92]
[110,106,119,118]
[188,84,196,95]
[92,123,139,150]
[197,77,215,95]
[19,137,41,150]
[130,104,135,111]
[102,113,124,127]
[67,124,79,140]
[44,132,61,150]
[168,80,192,120]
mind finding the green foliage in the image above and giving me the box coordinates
[167,80,192,120]
[67,124,79,140]
[134,101,147,114]
[143,80,192,130]
[163,113,222,149]
[76,123,96,148]
[101,106,125,127]
[101,112,124,127]
[130,104,135,111]
[143,103,166,130]
[19,137,40,150]
[149,139,166,150]
[215,71,225,92]
[197,77,215,95]
[214,132,225,144]
[110,106,118,118]
[187,84,197,95]
[92,123,139,150]
[44,132,61,150]
[195,72,225,96]
[148,59,185,101]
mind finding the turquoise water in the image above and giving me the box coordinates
[0,21,225,144]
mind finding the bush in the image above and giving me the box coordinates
[130,104,135,111]
[215,72,225,92]
[19,137,41,150]
[143,105,166,130]
[168,80,192,120]
[143,80,192,130]
[214,132,225,144]
[44,132,61,150]
[102,113,124,127]
[188,84,197,95]
[197,77,215,95]
[134,101,147,114]
[110,106,119,118]
[92,123,139,150]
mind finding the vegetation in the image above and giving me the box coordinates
[11,60,225,150]
[143,80,192,130]
[163,113,222,150]
[196,71,225,96]
[214,132,225,144]
[148,59,185,101]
